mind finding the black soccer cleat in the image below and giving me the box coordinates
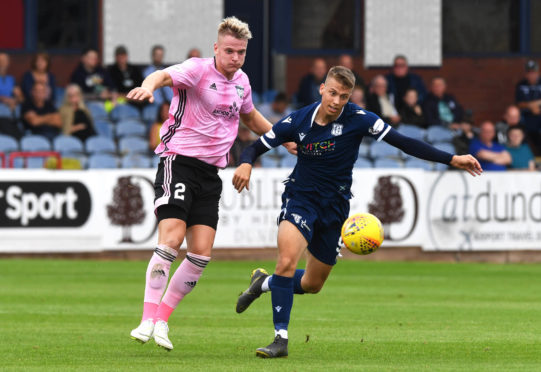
[256,335,288,358]
[236,268,269,314]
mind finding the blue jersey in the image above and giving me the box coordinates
[261,102,390,200]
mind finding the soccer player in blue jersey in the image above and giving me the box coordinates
[232,66,482,358]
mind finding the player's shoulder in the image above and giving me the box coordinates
[343,102,380,123]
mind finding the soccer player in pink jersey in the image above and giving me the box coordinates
[127,17,294,350]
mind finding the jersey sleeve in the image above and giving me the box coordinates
[359,110,391,142]
[239,81,254,114]
[164,59,202,89]
[259,113,297,149]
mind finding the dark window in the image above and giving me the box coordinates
[531,1,541,53]
[292,0,356,50]
[36,0,97,50]
[442,0,519,54]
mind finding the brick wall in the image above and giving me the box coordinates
[286,56,531,125]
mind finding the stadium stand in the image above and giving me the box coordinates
[88,153,119,169]
[115,119,147,138]
[374,158,402,168]
[121,154,152,168]
[118,136,149,155]
[20,135,51,152]
[86,136,116,155]
[426,126,454,143]
[93,120,114,139]
[110,104,140,122]
[53,135,84,156]
[354,157,373,168]
[369,141,401,159]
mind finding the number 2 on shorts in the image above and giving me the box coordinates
[174,183,186,200]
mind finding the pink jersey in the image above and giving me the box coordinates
[155,57,254,168]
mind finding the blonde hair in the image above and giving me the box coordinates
[218,16,252,40]
[326,66,355,90]
[59,84,92,135]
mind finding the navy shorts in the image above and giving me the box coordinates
[278,191,350,266]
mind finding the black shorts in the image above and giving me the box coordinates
[154,154,222,229]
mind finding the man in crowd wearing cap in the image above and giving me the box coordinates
[515,59,541,155]
[107,45,143,99]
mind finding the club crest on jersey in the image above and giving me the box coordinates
[331,123,343,136]
[235,85,244,98]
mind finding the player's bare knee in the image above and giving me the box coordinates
[161,237,183,251]
[275,256,297,276]
[303,281,324,294]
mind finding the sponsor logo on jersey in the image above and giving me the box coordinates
[266,129,276,139]
[299,132,306,141]
[368,119,385,135]
[212,101,239,119]
[235,85,244,98]
[275,306,282,312]
[299,140,336,156]
[209,83,217,90]
[282,116,292,123]
[331,123,343,136]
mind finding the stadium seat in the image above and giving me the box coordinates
[280,153,297,168]
[152,156,161,168]
[434,142,455,154]
[110,104,141,122]
[53,135,84,156]
[115,120,147,138]
[20,135,51,151]
[94,120,114,139]
[434,162,449,171]
[87,102,109,121]
[426,126,455,143]
[118,137,149,155]
[121,155,152,168]
[260,153,280,168]
[369,141,401,159]
[262,89,278,103]
[251,91,261,105]
[86,136,116,154]
[0,134,19,154]
[405,158,433,170]
[142,104,159,125]
[374,158,403,168]
[398,124,426,140]
[354,157,372,168]
[87,153,119,169]
[0,103,12,118]
[358,143,370,158]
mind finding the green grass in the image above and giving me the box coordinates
[1,259,541,371]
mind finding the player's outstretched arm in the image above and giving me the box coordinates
[233,163,252,192]
[241,109,297,155]
[127,70,172,103]
[450,155,483,176]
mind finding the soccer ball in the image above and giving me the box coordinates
[341,213,384,255]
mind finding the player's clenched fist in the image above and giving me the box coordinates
[127,87,154,103]
[233,163,252,192]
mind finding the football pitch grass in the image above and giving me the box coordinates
[1,259,541,371]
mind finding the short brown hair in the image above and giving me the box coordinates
[218,16,252,40]
[326,66,355,90]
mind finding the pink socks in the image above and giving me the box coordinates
[155,252,210,322]
[141,245,178,321]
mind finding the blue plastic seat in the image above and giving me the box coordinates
[434,162,449,171]
[369,141,401,159]
[405,158,433,170]
[0,103,12,118]
[142,104,159,125]
[426,126,455,143]
[280,153,297,168]
[354,157,373,168]
[434,142,455,154]
[20,135,51,152]
[262,90,278,103]
[398,124,426,141]
[260,153,280,168]
[87,153,118,169]
[94,120,114,139]
[53,135,84,155]
[110,104,141,122]
[0,134,19,154]
[121,155,152,168]
[152,156,161,168]
[358,143,370,158]
[118,137,149,155]
[87,102,109,121]
[115,120,147,138]
[86,136,116,154]
[374,158,403,168]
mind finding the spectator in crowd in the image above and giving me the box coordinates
[21,82,62,140]
[186,48,202,59]
[59,84,96,142]
[257,92,292,124]
[21,52,57,104]
[385,55,426,112]
[297,58,327,107]
[505,126,536,170]
[70,48,114,101]
[469,120,511,171]
[452,119,476,155]
[350,85,365,109]
[107,45,143,97]
[399,88,426,128]
[229,124,258,167]
[149,101,170,151]
[515,59,541,155]
[366,74,400,125]
[494,105,524,145]
[143,45,173,105]
[0,52,23,111]
[423,77,464,128]
[338,54,365,90]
